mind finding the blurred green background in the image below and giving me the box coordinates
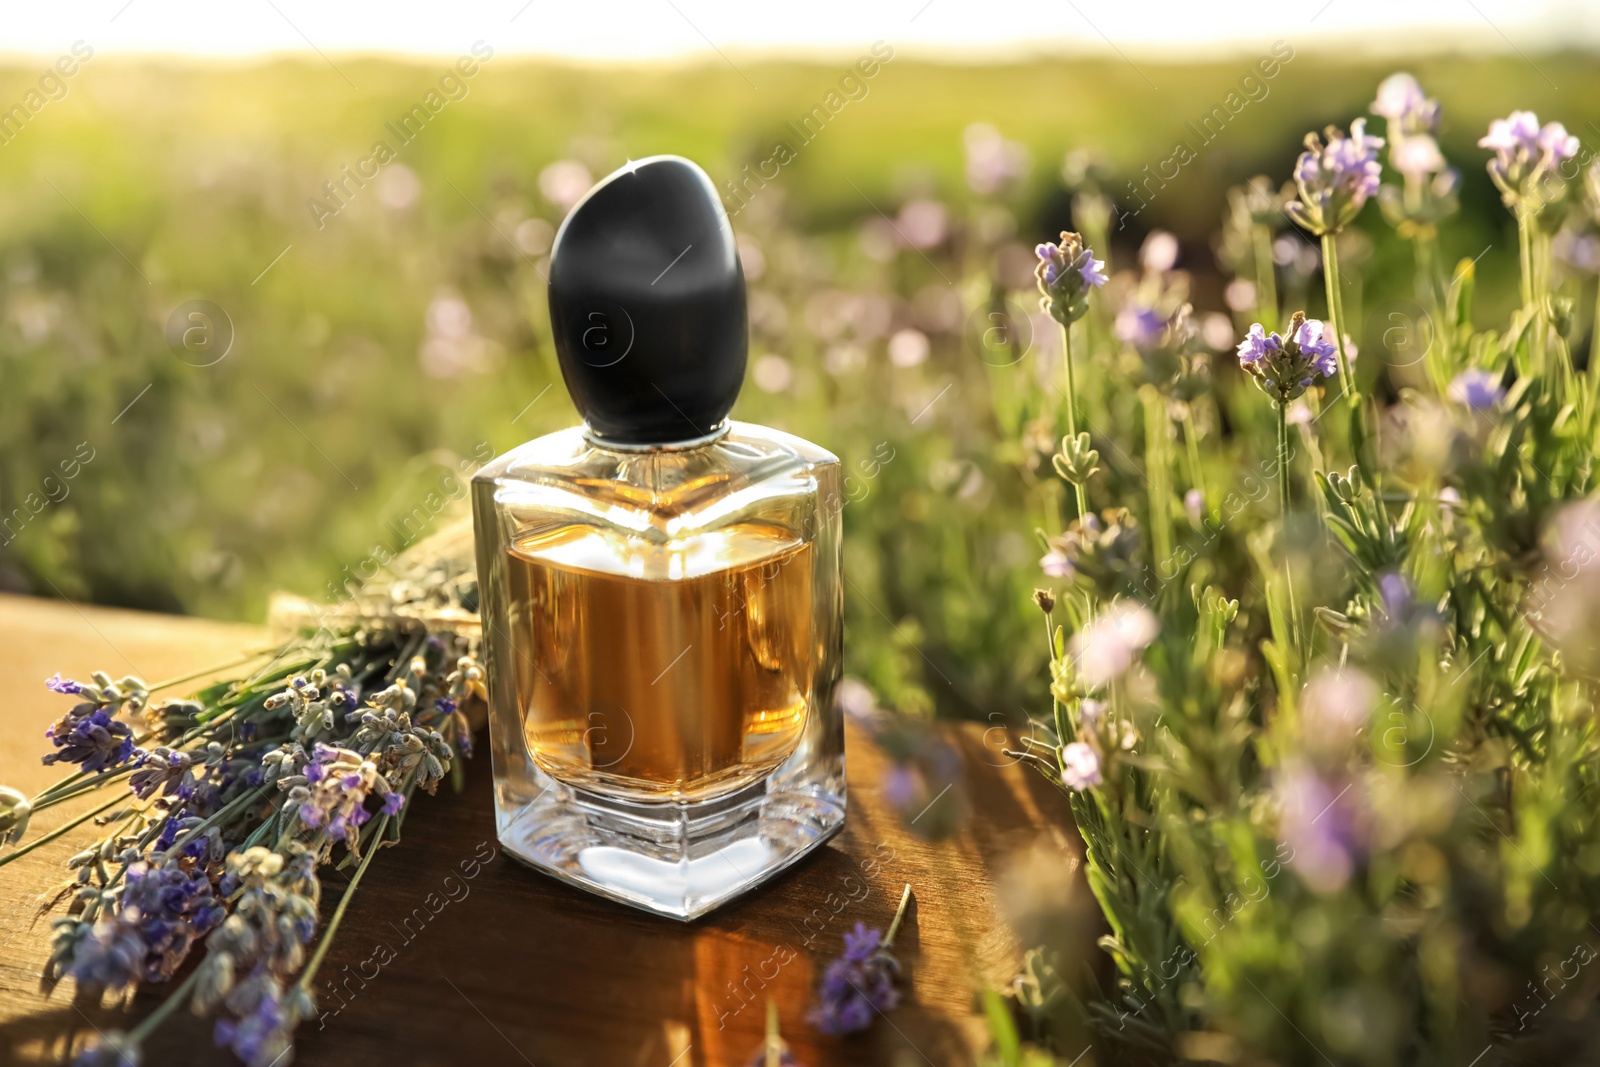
[2,50,1596,718]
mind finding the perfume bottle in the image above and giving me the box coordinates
[471,156,845,919]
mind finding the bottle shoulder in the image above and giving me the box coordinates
[474,422,838,542]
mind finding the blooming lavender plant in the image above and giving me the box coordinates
[1005,75,1600,1067]
[1036,231,1108,519]
[1035,231,1106,327]
[1480,109,1585,384]
[1285,120,1384,238]
[1234,311,1339,405]
[1370,73,1439,136]
[1480,110,1580,205]
[1372,74,1459,239]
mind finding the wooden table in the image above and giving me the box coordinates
[0,593,1077,1067]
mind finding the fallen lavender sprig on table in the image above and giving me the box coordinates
[747,999,805,1067]
[807,883,913,1035]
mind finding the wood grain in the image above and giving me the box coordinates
[0,593,1078,1067]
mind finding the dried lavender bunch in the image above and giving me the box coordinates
[2,527,484,1067]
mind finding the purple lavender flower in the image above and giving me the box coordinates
[808,922,902,1034]
[1480,110,1580,200]
[1277,762,1366,894]
[214,972,292,1067]
[1039,547,1074,579]
[1370,73,1439,135]
[1448,368,1505,411]
[1235,312,1339,404]
[1078,256,1108,289]
[284,743,390,844]
[43,707,136,774]
[1378,573,1413,619]
[1540,122,1581,164]
[120,859,225,981]
[1035,244,1067,287]
[1114,305,1166,352]
[1035,231,1105,325]
[62,854,225,991]
[128,747,195,800]
[1293,318,1339,380]
[67,921,147,992]
[1286,119,1384,235]
[1234,323,1282,368]
[47,674,84,695]
[1479,111,1575,163]
[1060,741,1101,790]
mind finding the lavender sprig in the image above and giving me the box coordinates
[747,999,805,1067]
[1235,311,1339,406]
[1285,120,1384,238]
[1036,231,1107,519]
[808,883,913,1035]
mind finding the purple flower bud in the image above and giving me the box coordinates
[807,922,902,1035]
[1448,368,1505,411]
[1479,110,1580,196]
[1235,313,1339,404]
[1235,323,1282,367]
[1114,305,1167,352]
[1039,548,1074,579]
[1061,741,1101,790]
[42,707,137,774]
[1035,231,1106,325]
[1078,256,1108,289]
[1292,319,1339,380]
[1277,763,1367,893]
[1371,73,1439,135]
[1286,119,1384,235]
[46,674,84,695]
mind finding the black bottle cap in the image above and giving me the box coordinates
[547,155,747,447]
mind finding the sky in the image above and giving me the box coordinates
[0,0,1595,63]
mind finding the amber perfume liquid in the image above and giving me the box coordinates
[506,521,813,801]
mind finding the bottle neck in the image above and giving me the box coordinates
[580,420,731,454]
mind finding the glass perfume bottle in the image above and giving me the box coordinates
[471,156,845,919]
